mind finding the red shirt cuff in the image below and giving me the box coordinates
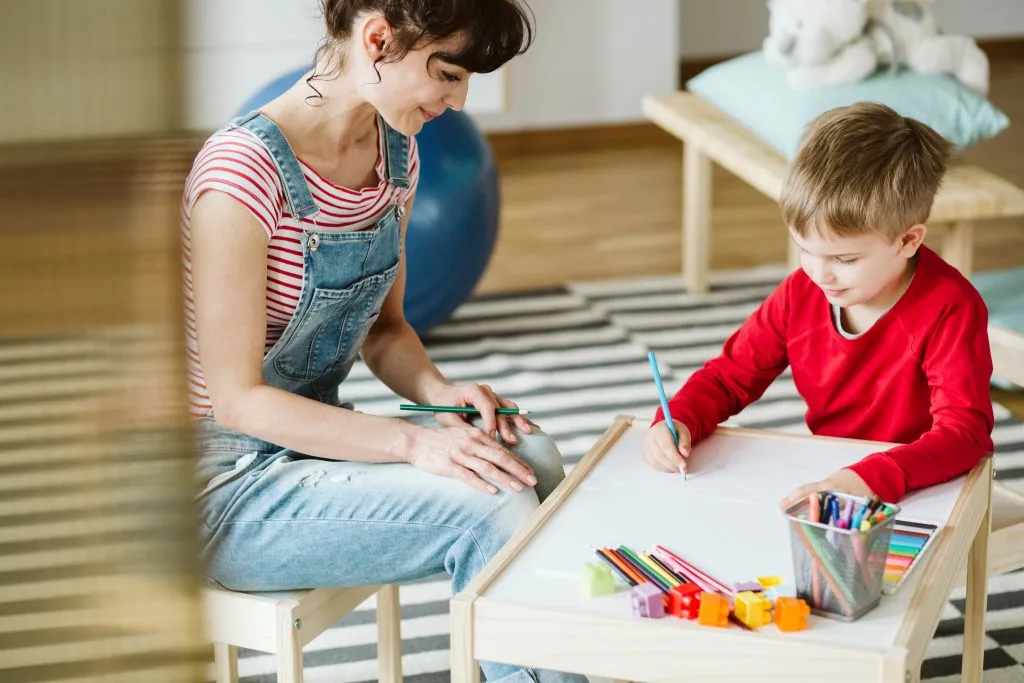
[847,452,908,503]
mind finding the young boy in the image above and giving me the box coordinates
[643,102,995,507]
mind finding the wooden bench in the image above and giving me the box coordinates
[642,92,1024,293]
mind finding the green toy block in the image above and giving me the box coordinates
[581,562,615,597]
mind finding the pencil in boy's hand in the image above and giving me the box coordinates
[647,351,686,479]
[399,404,529,416]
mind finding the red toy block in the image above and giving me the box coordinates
[774,597,810,632]
[668,583,702,619]
[697,592,730,628]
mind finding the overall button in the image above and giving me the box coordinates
[307,233,320,251]
[395,204,406,220]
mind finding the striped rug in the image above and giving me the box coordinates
[236,265,1024,683]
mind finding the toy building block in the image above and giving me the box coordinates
[668,583,702,619]
[580,562,615,597]
[756,576,783,589]
[733,591,772,629]
[733,580,763,594]
[774,597,810,632]
[630,583,665,619]
[697,592,730,627]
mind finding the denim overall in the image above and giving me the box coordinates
[193,111,586,683]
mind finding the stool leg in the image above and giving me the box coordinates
[683,143,712,293]
[276,611,304,683]
[213,642,238,683]
[939,220,975,276]
[376,584,403,683]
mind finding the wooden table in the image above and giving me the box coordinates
[641,92,1024,293]
[451,417,993,683]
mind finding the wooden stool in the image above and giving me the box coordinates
[989,324,1024,575]
[203,584,402,683]
[642,92,1024,293]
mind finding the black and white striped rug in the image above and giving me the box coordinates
[237,265,1024,683]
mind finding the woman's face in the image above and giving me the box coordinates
[356,17,472,136]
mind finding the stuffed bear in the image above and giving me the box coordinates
[763,0,989,95]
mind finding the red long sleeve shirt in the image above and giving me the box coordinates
[654,246,994,502]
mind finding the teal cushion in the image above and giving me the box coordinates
[686,51,1010,160]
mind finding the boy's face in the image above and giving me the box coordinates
[789,225,926,310]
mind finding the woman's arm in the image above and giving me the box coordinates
[190,190,416,462]
[359,194,534,442]
[190,191,535,492]
[359,193,449,404]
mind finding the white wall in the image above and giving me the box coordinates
[471,0,680,132]
[183,0,505,131]
[678,0,1024,59]
[184,0,679,133]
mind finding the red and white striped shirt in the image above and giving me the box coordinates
[181,126,420,418]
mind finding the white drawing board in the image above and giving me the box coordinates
[482,422,964,651]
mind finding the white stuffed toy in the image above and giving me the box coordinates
[763,0,989,95]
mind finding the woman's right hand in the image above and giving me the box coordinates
[408,426,538,494]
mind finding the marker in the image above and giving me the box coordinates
[648,351,686,479]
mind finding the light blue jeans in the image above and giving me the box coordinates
[194,111,587,683]
[196,417,588,683]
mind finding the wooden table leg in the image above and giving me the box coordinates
[451,595,480,683]
[683,143,712,293]
[961,469,992,683]
[939,221,975,277]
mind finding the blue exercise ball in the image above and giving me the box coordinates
[236,67,500,335]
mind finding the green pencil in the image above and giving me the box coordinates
[399,404,530,416]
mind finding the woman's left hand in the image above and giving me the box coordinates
[779,468,875,512]
[429,383,535,445]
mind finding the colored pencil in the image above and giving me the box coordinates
[648,351,686,479]
[615,547,672,593]
[653,545,731,595]
[594,548,639,586]
[398,404,529,416]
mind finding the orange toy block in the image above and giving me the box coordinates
[668,583,702,619]
[733,590,772,628]
[774,597,810,632]
[697,592,730,628]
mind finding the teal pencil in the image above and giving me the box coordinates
[399,404,529,416]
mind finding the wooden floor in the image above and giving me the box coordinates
[1,57,1020,417]
[481,57,1024,293]
[482,57,1024,418]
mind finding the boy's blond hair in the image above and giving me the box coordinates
[780,102,954,241]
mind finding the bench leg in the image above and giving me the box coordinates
[961,470,992,683]
[939,221,975,277]
[377,584,403,683]
[276,609,304,683]
[213,642,238,683]
[683,144,712,293]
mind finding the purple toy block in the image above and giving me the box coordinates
[630,583,665,618]
[733,581,763,594]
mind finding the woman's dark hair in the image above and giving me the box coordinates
[309,0,534,98]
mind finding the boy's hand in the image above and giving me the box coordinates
[642,420,692,475]
[779,468,874,511]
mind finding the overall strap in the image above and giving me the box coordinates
[378,116,411,189]
[230,110,319,219]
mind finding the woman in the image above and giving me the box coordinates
[185,2,586,681]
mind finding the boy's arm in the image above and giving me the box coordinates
[653,277,792,444]
[847,300,995,502]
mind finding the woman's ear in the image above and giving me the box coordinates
[900,223,927,255]
[360,14,393,60]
